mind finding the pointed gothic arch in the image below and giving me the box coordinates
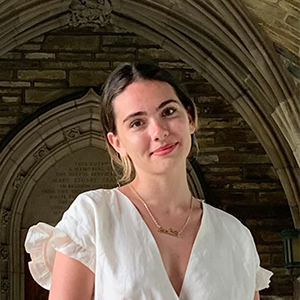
[0,0,298,226]
[0,0,299,298]
[0,88,205,299]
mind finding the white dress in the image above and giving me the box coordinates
[25,188,273,300]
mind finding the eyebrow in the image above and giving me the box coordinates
[122,99,180,124]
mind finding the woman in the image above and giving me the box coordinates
[25,61,272,300]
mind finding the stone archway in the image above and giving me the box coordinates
[0,88,205,299]
[0,0,298,227]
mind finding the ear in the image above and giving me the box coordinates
[186,106,196,134]
[188,115,195,134]
[107,132,127,157]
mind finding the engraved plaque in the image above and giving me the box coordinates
[22,147,116,227]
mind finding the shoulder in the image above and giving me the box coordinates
[68,188,119,211]
[203,203,258,259]
[59,188,120,226]
[203,203,253,239]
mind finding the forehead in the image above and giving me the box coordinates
[113,80,179,109]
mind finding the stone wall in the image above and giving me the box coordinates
[0,25,295,299]
[242,0,300,83]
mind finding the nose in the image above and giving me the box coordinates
[150,119,169,141]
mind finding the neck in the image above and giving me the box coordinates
[130,167,191,211]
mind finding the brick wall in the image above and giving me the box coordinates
[0,25,294,298]
[242,0,300,83]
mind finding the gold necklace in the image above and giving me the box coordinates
[130,185,193,238]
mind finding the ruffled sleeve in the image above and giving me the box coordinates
[24,221,95,290]
[255,266,273,291]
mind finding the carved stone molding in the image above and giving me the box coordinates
[1,210,12,225]
[12,172,26,190]
[34,145,50,162]
[64,126,82,140]
[0,245,8,260]
[69,0,112,27]
[1,278,9,294]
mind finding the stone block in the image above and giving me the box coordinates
[80,61,110,69]
[34,82,68,88]
[25,88,83,104]
[138,48,178,61]
[101,47,136,53]
[196,154,219,164]
[237,144,266,153]
[159,62,192,69]
[0,88,22,94]
[232,182,279,189]
[284,16,300,38]
[243,0,287,20]
[43,35,100,51]
[102,35,137,46]
[267,21,300,46]
[279,1,300,16]
[2,96,21,103]
[283,0,300,9]
[41,61,82,69]
[215,130,258,144]
[245,219,293,232]
[15,44,41,51]
[137,36,157,46]
[258,192,288,205]
[0,52,22,59]
[198,105,236,115]
[212,191,256,204]
[0,115,21,125]
[225,204,271,219]
[200,146,235,153]
[17,70,66,80]
[182,70,205,81]
[0,81,30,87]
[25,53,55,60]
[0,61,39,69]
[244,166,278,181]
[271,254,284,267]
[259,0,278,3]
[260,253,271,266]
[198,137,215,145]
[195,96,227,105]
[0,125,11,136]
[205,167,242,173]
[58,52,92,60]
[95,53,135,62]
[185,81,220,96]
[204,173,242,181]
[0,70,13,80]
[69,70,110,86]
[199,117,248,129]
[29,35,45,43]
[257,244,284,254]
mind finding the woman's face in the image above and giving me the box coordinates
[107,80,195,177]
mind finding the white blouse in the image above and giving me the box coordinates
[25,188,273,300]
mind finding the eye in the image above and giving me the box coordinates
[162,106,177,116]
[129,119,144,128]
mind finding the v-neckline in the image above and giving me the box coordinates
[114,188,206,299]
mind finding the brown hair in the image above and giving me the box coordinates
[100,61,198,185]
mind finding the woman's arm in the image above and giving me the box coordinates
[253,291,260,300]
[49,251,94,300]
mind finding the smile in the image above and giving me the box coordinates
[151,143,178,156]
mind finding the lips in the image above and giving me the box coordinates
[151,143,178,156]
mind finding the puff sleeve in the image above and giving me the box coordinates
[24,194,96,290]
